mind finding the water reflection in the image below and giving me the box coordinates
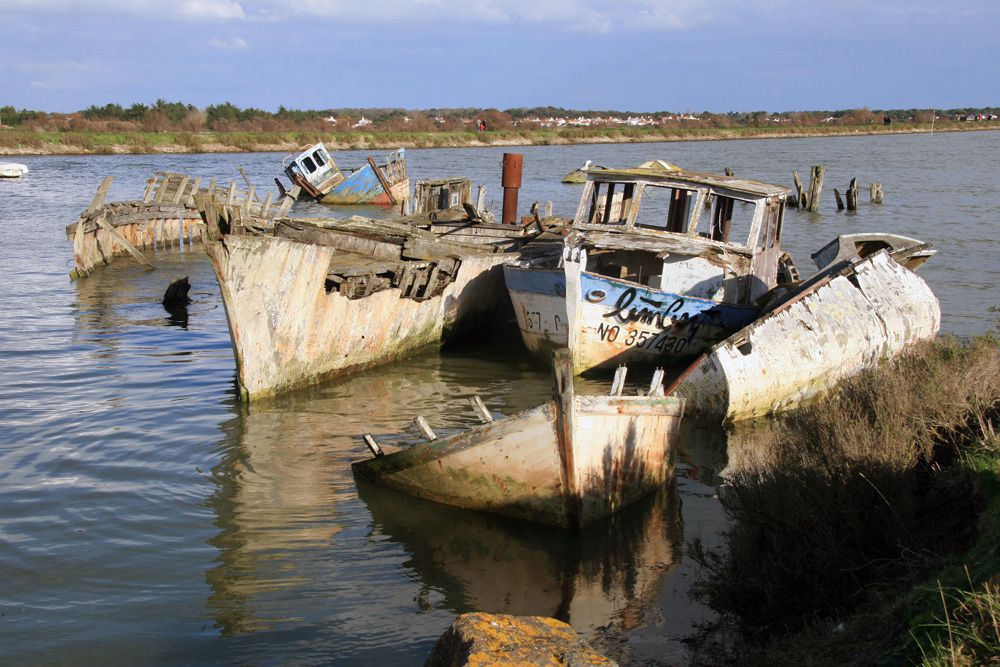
[357,479,681,636]
[206,404,344,635]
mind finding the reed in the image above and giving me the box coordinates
[691,337,1000,647]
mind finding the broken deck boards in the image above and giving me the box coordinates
[67,171,294,279]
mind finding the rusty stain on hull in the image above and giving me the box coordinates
[674,250,941,421]
[352,351,685,529]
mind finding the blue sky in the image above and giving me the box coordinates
[1,0,996,113]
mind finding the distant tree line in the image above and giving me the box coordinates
[1,101,997,133]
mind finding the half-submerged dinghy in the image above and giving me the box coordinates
[352,350,685,530]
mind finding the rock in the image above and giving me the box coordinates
[425,612,617,667]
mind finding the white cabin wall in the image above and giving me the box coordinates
[659,255,725,299]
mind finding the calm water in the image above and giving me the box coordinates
[1,132,998,666]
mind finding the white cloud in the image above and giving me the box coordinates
[5,0,984,31]
[0,0,245,21]
[209,36,249,49]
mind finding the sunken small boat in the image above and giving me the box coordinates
[66,172,290,279]
[196,195,565,400]
[280,143,409,206]
[352,350,685,530]
[671,235,940,421]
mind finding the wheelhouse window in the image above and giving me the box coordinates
[301,155,318,174]
[585,181,635,226]
[312,149,327,167]
[706,195,756,246]
[634,184,696,233]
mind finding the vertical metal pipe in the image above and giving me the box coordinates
[501,153,523,225]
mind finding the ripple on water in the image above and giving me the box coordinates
[1,135,999,664]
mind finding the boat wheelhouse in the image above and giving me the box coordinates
[505,163,792,374]
[281,143,409,206]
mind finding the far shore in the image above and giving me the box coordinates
[1,122,998,157]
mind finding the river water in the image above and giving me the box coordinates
[1,131,998,665]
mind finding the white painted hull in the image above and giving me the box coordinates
[676,250,941,421]
[505,263,758,375]
[353,358,685,529]
[208,234,515,400]
[0,163,28,178]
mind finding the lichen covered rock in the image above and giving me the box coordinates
[425,612,617,667]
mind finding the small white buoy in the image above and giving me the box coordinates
[0,163,29,178]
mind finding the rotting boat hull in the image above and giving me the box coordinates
[207,233,515,400]
[352,354,685,529]
[319,172,409,206]
[674,250,941,421]
[504,262,759,375]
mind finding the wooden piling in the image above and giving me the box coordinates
[807,165,825,212]
[162,277,191,307]
[870,182,884,204]
[846,178,859,211]
[834,188,845,211]
[724,167,735,176]
[792,170,807,210]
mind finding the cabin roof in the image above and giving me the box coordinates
[589,165,790,198]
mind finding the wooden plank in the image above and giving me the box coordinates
[649,368,665,396]
[610,365,628,396]
[367,157,397,205]
[260,192,273,218]
[153,174,170,204]
[171,176,189,205]
[88,176,113,214]
[143,175,157,203]
[551,349,578,528]
[414,416,437,441]
[95,215,153,269]
[362,434,385,457]
[470,395,493,423]
[186,177,201,207]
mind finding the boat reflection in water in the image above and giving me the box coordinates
[356,475,681,637]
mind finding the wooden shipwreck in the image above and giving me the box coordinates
[505,161,941,421]
[66,172,292,279]
[670,237,941,421]
[197,196,564,400]
[352,351,685,530]
[281,143,409,206]
[505,162,790,374]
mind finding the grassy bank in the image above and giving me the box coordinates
[690,335,1000,666]
[1,122,998,156]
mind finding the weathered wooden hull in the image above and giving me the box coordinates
[352,365,685,529]
[207,233,516,400]
[67,205,204,278]
[674,250,941,421]
[505,263,758,374]
[319,176,410,206]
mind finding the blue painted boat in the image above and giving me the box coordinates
[505,161,791,374]
[282,143,409,206]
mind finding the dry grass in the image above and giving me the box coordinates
[690,337,1000,648]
